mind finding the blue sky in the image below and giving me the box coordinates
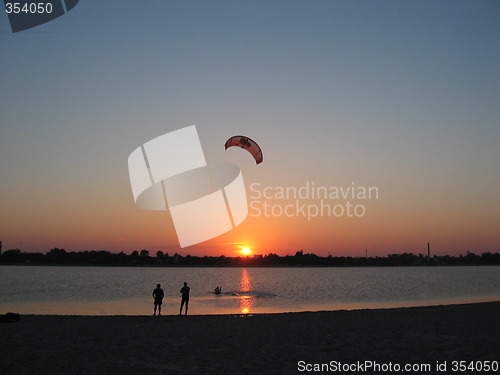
[0,1,499,255]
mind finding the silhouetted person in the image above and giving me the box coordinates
[152,283,164,316]
[179,281,190,315]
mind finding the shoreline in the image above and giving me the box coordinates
[2,263,500,267]
[2,295,500,317]
[4,297,500,317]
[2,302,499,374]
[11,299,500,315]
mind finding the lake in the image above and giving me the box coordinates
[0,265,499,315]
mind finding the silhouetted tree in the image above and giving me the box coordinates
[0,247,499,266]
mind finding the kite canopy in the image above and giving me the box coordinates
[225,135,263,164]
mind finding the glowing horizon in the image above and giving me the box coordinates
[0,1,498,258]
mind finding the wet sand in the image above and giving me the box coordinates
[1,302,499,374]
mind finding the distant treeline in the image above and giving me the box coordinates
[0,248,499,266]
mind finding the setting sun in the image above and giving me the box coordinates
[241,247,252,255]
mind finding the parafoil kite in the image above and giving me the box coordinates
[225,135,263,164]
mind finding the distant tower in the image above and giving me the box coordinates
[427,242,430,258]
[365,248,368,258]
[0,240,2,255]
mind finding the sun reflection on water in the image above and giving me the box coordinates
[239,268,254,314]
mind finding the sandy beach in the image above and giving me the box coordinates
[1,302,499,375]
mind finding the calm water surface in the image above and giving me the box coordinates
[0,266,499,315]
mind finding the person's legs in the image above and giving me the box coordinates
[158,303,162,316]
[179,300,184,315]
[154,303,157,316]
[185,300,189,315]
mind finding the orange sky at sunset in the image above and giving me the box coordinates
[1,2,498,257]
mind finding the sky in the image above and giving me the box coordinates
[0,0,499,257]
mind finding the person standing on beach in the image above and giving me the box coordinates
[152,284,164,316]
[179,282,190,315]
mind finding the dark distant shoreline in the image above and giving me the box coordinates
[1,248,499,267]
[2,263,500,268]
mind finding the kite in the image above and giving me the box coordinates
[224,136,263,164]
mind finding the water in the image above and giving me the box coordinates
[0,266,499,315]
